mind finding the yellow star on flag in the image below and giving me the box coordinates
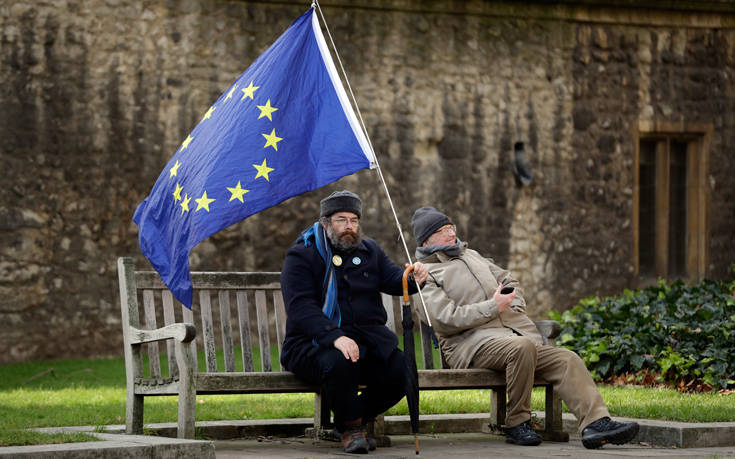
[241,81,260,101]
[180,193,191,214]
[179,135,193,152]
[227,181,250,203]
[253,159,274,181]
[257,99,279,121]
[201,106,216,121]
[169,160,181,178]
[262,128,283,151]
[172,182,183,202]
[195,191,216,212]
[225,84,238,102]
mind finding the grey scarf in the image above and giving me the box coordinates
[415,238,463,260]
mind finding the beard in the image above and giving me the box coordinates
[326,223,362,252]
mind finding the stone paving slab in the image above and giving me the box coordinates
[214,432,735,459]
[3,413,734,458]
[100,412,735,448]
[0,430,215,458]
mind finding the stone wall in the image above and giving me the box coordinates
[1,0,734,363]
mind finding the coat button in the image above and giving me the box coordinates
[344,274,348,280]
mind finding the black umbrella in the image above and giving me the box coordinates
[401,266,420,455]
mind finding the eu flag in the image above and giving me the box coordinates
[133,8,375,308]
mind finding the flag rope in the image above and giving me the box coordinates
[312,1,434,330]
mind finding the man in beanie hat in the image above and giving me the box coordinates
[280,190,428,454]
[410,207,639,450]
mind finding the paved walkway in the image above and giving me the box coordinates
[214,432,735,458]
[4,415,735,458]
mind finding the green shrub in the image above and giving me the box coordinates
[549,271,735,391]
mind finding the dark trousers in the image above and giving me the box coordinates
[289,346,407,432]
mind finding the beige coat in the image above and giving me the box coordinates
[420,244,543,369]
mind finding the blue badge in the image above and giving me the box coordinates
[352,256,361,265]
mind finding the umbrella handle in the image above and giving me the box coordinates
[402,265,415,304]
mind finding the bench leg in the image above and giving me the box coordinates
[176,340,197,439]
[309,390,332,440]
[126,393,144,435]
[366,414,391,447]
[489,387,506,434]
[542,385,569,442]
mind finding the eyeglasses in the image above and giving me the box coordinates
[331,216,360,226]
[435,225,456,235]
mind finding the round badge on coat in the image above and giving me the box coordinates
[352,256,361,265]
[332,255,342,266]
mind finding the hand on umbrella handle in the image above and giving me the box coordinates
[406,262,428,286]
[402,265,415,304]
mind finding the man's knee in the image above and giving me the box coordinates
[319,350,358,381]
[509,336,537,361]
[386,349,407,375]
[562,347,588,370]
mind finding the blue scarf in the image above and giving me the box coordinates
[301,222,341,328]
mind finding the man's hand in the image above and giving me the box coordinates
[493,284,516,313]
[334,336,359,362]
[407,262,429,286]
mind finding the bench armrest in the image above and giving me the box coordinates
[533,320,561,345]
[129,323,196,345]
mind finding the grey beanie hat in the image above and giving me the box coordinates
[320,190,362,218]
[411,206,451,246]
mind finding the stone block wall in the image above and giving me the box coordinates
[1,0,734,362]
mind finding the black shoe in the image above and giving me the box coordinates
[366,435,377,451]
[340,427,369,454]
[505,421,542,446]
[582,417,640,449]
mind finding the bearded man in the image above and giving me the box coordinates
[280,190,428,454]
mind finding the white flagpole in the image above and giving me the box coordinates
[312,1,435,331]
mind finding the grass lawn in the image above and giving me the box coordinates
[2,345,734,446]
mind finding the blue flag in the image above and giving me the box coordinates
[133,8,375,308]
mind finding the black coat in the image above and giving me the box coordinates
[280,235,417,370]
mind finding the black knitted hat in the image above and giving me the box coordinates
[320,190,362,218]
[411,206,451,246]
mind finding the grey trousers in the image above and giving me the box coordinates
[470,335,609,431]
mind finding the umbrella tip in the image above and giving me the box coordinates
[414,434,419,454]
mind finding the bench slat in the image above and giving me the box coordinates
[273,291,286,357]
[196,372,319,393]
[219,290,236,372]
[255,290,272,372]
[200,290,218,372]
[181,304,198,370]
[419,320,434,370]
[143,290,161,378]
[236,291,255,372]
[381,293,395,334]
[418,369,549,389]
[161,290,179,378]
[136,271,280,290]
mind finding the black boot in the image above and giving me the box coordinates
[582,417,639,449]
[505,421,542,446]
[340,418,369,454]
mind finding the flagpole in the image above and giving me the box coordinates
[312,0,435,331]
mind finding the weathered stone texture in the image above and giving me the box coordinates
[1,0,734,363]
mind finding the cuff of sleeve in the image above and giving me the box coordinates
[317,328,344,348]
[481,300,499,321]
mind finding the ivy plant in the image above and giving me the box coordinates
[549,268,735,391]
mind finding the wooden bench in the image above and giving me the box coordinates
[117,257,568,442]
